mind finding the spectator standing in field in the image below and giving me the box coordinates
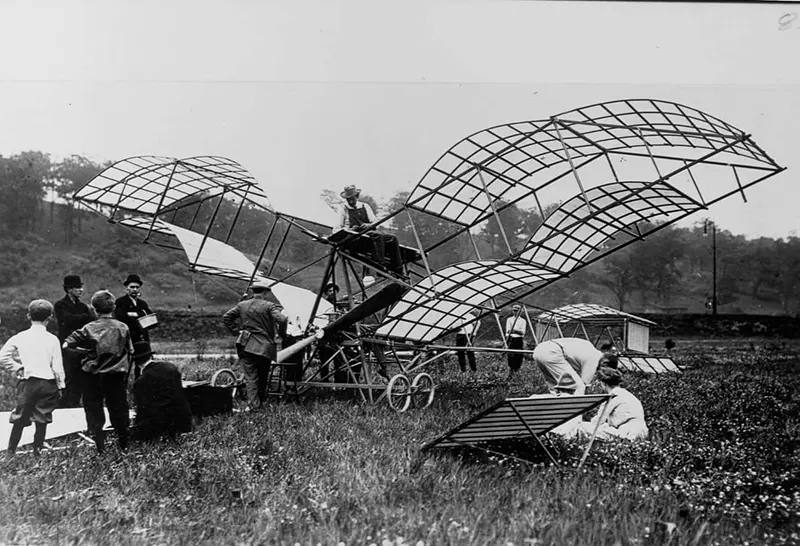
[130,341,193,441]
[54,274,95,408]
[532,337,617,396]
[576,366,649,441]
[455,311,481,373]
[222,280,288,411]
[504,304,527,379]
[64,290,132,454]
[114,275,153,376]
[0,300,65,458]
[336,185,405,281]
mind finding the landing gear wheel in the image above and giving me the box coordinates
[211,368,237,387]
[211,368,246,411]
[410,373,435,409]
[386,374,411,413]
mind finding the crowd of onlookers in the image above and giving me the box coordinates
[1,270,650,460]
[0,274,191,458]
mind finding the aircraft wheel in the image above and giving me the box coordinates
[211,368,237,387]
[211,368,247,411]
[386,374,411,413]
[411,373,435,409]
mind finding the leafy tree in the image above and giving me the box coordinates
[51,155,104,245]
[0,151,51,234]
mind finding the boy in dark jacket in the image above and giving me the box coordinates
[64,290,132,453]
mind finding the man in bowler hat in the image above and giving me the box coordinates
[53,274,95,407]
[114,274,153,377]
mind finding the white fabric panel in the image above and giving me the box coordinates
[626,322,650,353]
[121,217,332,329]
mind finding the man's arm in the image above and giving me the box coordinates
[560,365,586,395]
[363,203,377,223]
[50,337,66,390]
[337,205,349,230]
[63,328,88,349]
[0,337,22,376]
[222,305,241,334]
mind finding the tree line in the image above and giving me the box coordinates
[1,150,798,315]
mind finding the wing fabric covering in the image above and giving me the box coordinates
[119,217,332,328]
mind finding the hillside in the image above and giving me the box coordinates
[0,202,795,317]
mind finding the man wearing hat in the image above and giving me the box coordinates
[53,274,95,407]
[336,185,405,281]
[222,279,288,410]
[130,341,193,441]
[504,304,527,378]
[114,274,154,376]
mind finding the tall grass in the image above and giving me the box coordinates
[0,340,798,545]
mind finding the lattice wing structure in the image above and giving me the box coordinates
[535,303,655,325]
[407,99,779,232]
[377,100,784,343]
[375,261,559,340]
[73,156,273,215]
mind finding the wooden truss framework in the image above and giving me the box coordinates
[534,303,681,374]
[375,99,785,345]
[420,394,611,467]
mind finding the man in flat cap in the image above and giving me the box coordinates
[114,274,154,378]
[53,274,95,407]
[222,280,288,410]
[336,185,405,282]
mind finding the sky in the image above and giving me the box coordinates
[1,0,798,239]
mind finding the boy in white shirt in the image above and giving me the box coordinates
[0,299,65,457]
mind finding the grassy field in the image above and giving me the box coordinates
[0,339,798,545]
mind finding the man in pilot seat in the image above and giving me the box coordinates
[335,185,405,282]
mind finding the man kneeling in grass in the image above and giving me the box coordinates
[1,299,65,458]
[130,341,193,442]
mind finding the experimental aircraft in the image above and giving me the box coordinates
[73,99,785,411]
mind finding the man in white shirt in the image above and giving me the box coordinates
[336,185,405,280]
[504,304,527,377]
[532,337,617,395]
[0,299,65,457]
[455,312,481,373]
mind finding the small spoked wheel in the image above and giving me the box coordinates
[211,368,238,388]
[386,374,411,413]
[410,373,435,409]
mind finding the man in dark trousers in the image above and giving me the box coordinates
[336,185,405,280]
[114,274,153,378]
[222,280,288,411]
[53,274,95,407]
[131,341,193,442]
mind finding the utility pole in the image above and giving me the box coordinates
[704,219,718,316]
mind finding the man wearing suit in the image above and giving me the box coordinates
[114,274,153,377]
[222,280,288,411]
[131,341,193,441]
[53,274,95,407]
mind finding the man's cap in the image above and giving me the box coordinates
[340,185,361,199]
[63,275,83,288]
[249,279,273,292]
[132,340,154,360]
[511,304,521,311]
[124,274,143,286]
[323,282,340,292]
